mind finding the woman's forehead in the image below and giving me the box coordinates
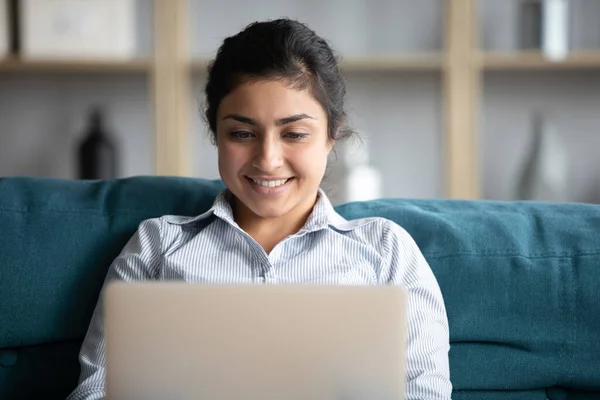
[217,80,326,122]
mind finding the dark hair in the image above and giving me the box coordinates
[204,18,355,145]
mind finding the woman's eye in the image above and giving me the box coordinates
[230,131,254,140]
[285,132,308,140]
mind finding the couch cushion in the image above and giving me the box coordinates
[0,176,224,349]
[337,199,600,393]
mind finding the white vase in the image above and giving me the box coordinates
[517,114,569,202]
[542,0,569,61]
[342,137,382,202]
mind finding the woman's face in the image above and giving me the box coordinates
[216,79,332,221]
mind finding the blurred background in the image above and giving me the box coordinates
[0,0,599,205]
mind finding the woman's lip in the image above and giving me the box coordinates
[245,176,292,181]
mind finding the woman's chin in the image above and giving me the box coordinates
[244,202,291,220]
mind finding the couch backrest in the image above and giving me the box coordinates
[1,177,599,399]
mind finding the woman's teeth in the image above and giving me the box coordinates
[252,178,289,188]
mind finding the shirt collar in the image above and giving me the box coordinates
[302,188,348,232]
[164,188,369,233]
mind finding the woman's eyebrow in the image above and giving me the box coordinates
[275,113,315,126]
[221,113,315,126]
[222,114,257,126]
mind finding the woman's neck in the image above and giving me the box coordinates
[233,195,317,254]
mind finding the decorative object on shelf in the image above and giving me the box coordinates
[542,0,569,61]
[78,107,119,180]
[341,136,382,203]
[516,112,569,202]
[0,0,7,57]
[520,0,543,50]
[20,0,136,60]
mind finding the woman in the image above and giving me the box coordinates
[68,18,451,400]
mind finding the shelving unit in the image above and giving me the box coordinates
[341,54,444,72]
[477,1,600,204]
[0,56,150,73]
[191,53,444,73]
[481,50,600,70]
[2,0,599,202]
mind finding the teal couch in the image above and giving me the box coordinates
[1,176,599,400]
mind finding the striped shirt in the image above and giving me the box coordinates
[67,189,451,400]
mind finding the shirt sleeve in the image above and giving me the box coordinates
[378,220,452,400]
[66,218,164,400]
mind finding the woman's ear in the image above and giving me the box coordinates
[327,122,343,153]
[327,138,336,154]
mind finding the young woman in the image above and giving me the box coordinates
[68,18,451,400]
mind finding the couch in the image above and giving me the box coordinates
[1,176,599,399]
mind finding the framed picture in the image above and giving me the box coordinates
[20,0,136,60]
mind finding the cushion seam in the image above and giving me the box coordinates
[426,251,600,260]
[0,206,195,217]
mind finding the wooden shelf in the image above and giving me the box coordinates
[190,53,444,73]
[480,51,600,71]
[0,56,150,73]
[340,54,443,72]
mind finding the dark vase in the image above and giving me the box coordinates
[78,108,118,180]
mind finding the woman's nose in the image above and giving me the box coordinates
[252,136,284,172]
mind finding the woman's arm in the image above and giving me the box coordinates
[378,221,452,400]
[66,218,164,400]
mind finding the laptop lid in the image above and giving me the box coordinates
[104,283,407,400]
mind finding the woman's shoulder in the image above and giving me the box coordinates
[130,210,218,246]
[133,212,212,229]
[322,192,414,246]
[333,215,417,250]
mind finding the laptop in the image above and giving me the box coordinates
[104,283,407,400]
